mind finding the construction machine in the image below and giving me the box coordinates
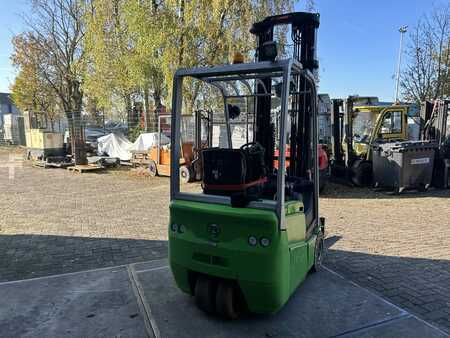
[23,110,65,161]
[168,12,324,318]
[132,110,212,183]
[421,100,450,188]
[330,96,415,186]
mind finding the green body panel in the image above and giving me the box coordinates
[285,200,306,243]
[169,199,316,314]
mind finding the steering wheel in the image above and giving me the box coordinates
[240,142,264,154]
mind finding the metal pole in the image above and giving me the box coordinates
[395,26,408,103]
[157,115,161,165]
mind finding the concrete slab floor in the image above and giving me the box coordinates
[134,260,449,338]
[0,259,448,338]
[0,266,149,338]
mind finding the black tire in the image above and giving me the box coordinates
[180,165,191,184]
[148,160,158,177]
[193,160,202,181]
[417,184,428,192]
[194,276,216,314]
[311,231,325,273]
[215,281,242,320]
[351,161,372,187]
[319,169,328,194]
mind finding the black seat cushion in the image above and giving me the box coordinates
[202,148,246,187]
[202,146,266,196]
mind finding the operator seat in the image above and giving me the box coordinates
[201,143,267,197]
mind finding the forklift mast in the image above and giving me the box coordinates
[421,100,450,157]
[331,99,344,164]
[250,12,320,177]
[331,96,382,166]
[343,97,355,167]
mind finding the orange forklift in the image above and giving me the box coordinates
[132,110,211,183]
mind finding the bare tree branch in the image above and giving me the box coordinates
[401,4,450,102]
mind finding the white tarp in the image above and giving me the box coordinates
[131,132,170,151]
[97,133,133,161]
[97,132,171,161]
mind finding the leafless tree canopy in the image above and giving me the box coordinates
[25,0,85,112]
[21,0,87,164]
[306,0,316,12]
[401,3,450,103]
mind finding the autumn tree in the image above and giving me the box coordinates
[83,0,139,130]
[160,0,293,110]
[11,0,88,164]
[84,0,294,132]
[11,34,63,131]
[122,0,166,131]
[441,40,450,97]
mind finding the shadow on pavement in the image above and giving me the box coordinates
[0,234,167,283]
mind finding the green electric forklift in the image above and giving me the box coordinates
[168,12,324,319]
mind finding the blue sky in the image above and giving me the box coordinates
[0,1,435,101]
[295,0,430,101]
[0,0,27,93]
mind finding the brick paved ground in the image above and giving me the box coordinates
[0,147,169,281]
[321,183,450,333]
[1,147,449,333]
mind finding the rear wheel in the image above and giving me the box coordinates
[351,161,372,186]
[148,160,158,177]
[215,281,243,319]
[194,276,216,314]
[311,231,325,272]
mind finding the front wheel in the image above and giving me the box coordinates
[148,160,158,177]
[194,275,216,314]
[215,281,243,319]
[311,231,325,272]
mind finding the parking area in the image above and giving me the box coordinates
[1,147,450,334]
[2,259,447,338]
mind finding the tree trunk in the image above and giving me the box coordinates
[68,80,87,165]
[125,94,135,132]
[178,0,186,66]
[151,94,162,133]
[143,87,152,132]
